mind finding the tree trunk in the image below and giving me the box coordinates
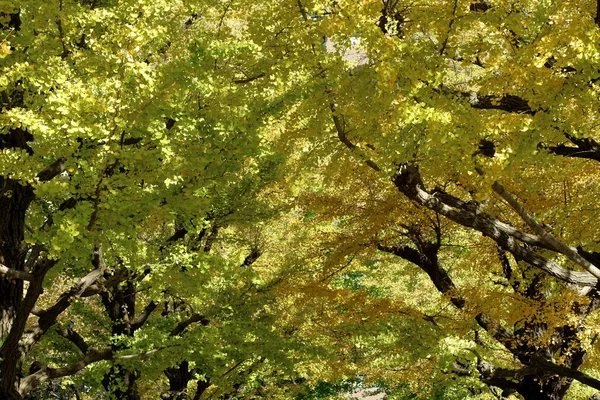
[0,127,36,399]
[162,361,196,400]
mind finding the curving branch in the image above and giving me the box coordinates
[329,103,381,172]
[378,243,465,308]
[57,326,89,355]
[130,301,158,332]
[21,246,110,352]
[377,224,600,397]
[330,95,599,287]
[19,348,113,396]
[18,345,169,397]
[170,314,209,337]
[393,163,598,287]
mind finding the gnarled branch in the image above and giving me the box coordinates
[393,163,598,287]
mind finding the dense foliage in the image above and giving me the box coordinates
[3,0,600,399]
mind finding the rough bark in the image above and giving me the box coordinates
[0,128,35,338]
[392,163,597,287]
[0,125,38,398]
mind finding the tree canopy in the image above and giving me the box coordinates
[3,0,600,399]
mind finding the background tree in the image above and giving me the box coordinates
[0,0,308,398]
[270,0,600,399]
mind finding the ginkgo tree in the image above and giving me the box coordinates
[0,0,316,399]
[5,0,600,399]
[271,0,600,399]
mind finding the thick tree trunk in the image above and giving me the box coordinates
[193,378,211,400]
[0,127,36,399]
[0,177,29,337]
[0,129,34,338]
[162,361,196,400]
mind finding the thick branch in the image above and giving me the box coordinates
[531,355,600,391]
[37,158,66,182]
[0,263,34,281]
[475,313,519,354]
[130,301,158,332]
[431,189,553,249]
[378,241,517,355]
[482,356,600,393]
[241,248,262,267]
[546,134,600,162]
[393,163,598,287]
[22,247,110,352]
[468,93,534,114]
[79,269,127,297]
[19,348,114,395]
[19,343,170,396]
[378,243,465,308]
[492,181,600,279]
[57,327,89,354]
[480,365,537,392]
